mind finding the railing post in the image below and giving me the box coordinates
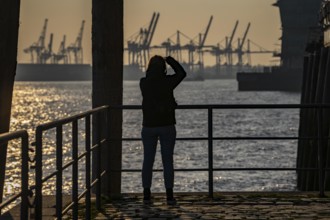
[317,105,325,197]
[21,131,29,220]
[85,115,91,220]
[35,127,43,220]
[56,125,63,220]
[208,107,214,198]
[72,120,78,219]
[96,112,102,210]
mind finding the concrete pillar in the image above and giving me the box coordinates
[92,0,123,197]
[0,0,21,203]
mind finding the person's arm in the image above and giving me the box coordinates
[165,56,187,89]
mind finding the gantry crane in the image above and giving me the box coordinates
[162,30,194,62]
[197,16,213,72]
[127,12,160,70]
[67,20,85,64]
[180,15,214,72]
[39,33,53,64]
[236,22,251,66]
[53,35,68,64]
[225,20,239,66]
[142,12,159,68]
[123,13,275,75]
[24,19,48,63]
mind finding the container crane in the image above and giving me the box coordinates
[197,16,213,72]
[142,12,159,68]
[67,20,85,64]
[127,12,160,70]
[53,35,68,64]
[161,30,192,62]
[225,20,239,66]
[245,39,274,65]
[39,33,53,64]
[236,22,251,66]
[184,16,214,72]
[23,18,48,63]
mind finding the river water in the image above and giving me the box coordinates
[5,79,300,200]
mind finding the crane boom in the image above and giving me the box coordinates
[239,23,251,49]
[48,33,53,53]
[143,12,156,46]
[147,12,160,47]
[58,35,66,53]
[38,18,48,48]
[76,20,85,48]
[200,15,213,47]
[227,20,239,49]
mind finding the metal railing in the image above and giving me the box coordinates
[1,103,329,219]
[34,106,109,220]
[113,104,330,198]
[0,130,30,219]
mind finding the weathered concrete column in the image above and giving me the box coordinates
[0,0,21,203]
[92,0,123,197]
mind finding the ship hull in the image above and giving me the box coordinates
[15,63,210,81]
[16,64,92,81]
[237,71,302,92]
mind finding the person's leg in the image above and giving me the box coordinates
[159,125,176,203]
[141,127,158,194]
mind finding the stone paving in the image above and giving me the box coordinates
[94,192,330,220]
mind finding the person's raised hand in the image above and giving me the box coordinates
[165,56,175,64]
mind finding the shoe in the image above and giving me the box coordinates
[166,197,177,205]
[143,198,152,205]
[166,188,176,205]
[143,188,151,205]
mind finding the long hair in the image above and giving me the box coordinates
[146,55,166,77]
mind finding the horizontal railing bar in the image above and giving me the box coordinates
[118,136,328,141]
[36,105,108,130]
[0,192,22,209]
[213,168,320,171]
[91,170,106,188]
[90,170,107,188]
[121,168,209,172]
[77,189,88,201]
[78,151,88,160]
[41,149,106,186]
[91,139,107,151]
[62,152,87,171]
[62,188,90,215]
[91,179,98,188]
[62,201,75,216]
[27,167,330,192]
[0,130,28,144]
[63,160,75,171]
[91,144,98,151]
[121,168,323,172]
[110,104,330,110]
[42,170,58,183]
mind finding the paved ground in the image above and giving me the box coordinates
[94,192,330,220]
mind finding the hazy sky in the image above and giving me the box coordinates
[18,0,281,66]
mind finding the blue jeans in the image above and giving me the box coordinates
[141,125,176,189]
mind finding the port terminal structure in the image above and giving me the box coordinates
[23,19,85,65]
[22,14,274,77]
[125,12,274,77]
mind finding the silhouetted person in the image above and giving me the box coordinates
[140,55,186,205]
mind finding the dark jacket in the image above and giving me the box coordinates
[140,57,186,127]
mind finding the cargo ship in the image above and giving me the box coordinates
[237,0,323,92]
